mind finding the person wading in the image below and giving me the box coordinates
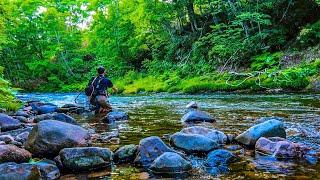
[86,66,117,114]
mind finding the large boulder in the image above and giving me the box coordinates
[102,111,129,123]
[235,119,286,147]
[170,132,219,154]
[180,126,227,144]
[134,136,175,167]
[204,149,239,175]
[31,103,58,115]
[59,147,113,172]
[150,152,192,174]
[0,162,41,180]
[25,120,90,157]
[0,145,32,163]
[181,110,215,123]
[34,113,78,125]
[255,137,310,158]
[114,144,138,163]
[0,113,22,132]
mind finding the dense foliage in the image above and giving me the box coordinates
[0,0,319,93]
[0,66,21,110]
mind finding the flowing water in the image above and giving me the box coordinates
[17,93,320,179]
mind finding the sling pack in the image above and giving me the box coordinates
[85,76,103,97]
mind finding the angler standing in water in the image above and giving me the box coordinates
[85,66,117,114]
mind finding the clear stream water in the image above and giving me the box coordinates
[17,93,320,179]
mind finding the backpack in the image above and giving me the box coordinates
[85,76,102,97]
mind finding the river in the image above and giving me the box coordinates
[16,93,320,179]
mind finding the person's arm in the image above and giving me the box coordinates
[107,79,118,93]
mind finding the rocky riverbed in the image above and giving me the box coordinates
[0,93,319,179]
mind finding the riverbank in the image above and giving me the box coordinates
[22,58,319,95]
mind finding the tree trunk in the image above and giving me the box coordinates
[186,0,198,32]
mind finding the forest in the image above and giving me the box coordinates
[0,0,320,110]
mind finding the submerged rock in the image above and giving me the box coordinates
[235,119,286,147]
[114,144,138,163]
[181,110,215,123]
[0,145,32,163]
[170,132,219,154]
[0,113,22,132]
[59,104,85,114]
[180,126,227,144]
[150,152,192,174]
[134,136,175,167]
[255,137,310,158]
[102,111,129,123]
[25,120,90,157]
[204,149,239,175]
[0,162,41,179]
[59,147,113,172]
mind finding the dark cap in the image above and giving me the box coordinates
[97,66,105,74]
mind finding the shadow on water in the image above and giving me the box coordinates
[17,93,320,179]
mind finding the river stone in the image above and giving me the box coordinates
[52,113,79,125]
[103,111,129,123]
[186,101,198,109]
[0,113,22,132]
[0,135,14,144]
[235,119,286,147]
[0,162,41,180]
[14,110,30,118]
[34,114,53,122]
[0,127,33,138]
[204,149,239,175]
[59,147,113,172]
[150,152,192,174]
[134,136,175,167]
[256,117,283,124]
[114,144,138,163]
[34,159,60,180]
[13,116,31,123]
[180,126,227,144]
[170,132,219,154]
[0,144,32,163]
[181,110,215,123]
[25,120,90,157]
[255,137,310,158]
[15,131,30,144]
[34,113,78,125]
[31,103,58,114]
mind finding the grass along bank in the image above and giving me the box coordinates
[115,58,320,94]
[0,66,22,111]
